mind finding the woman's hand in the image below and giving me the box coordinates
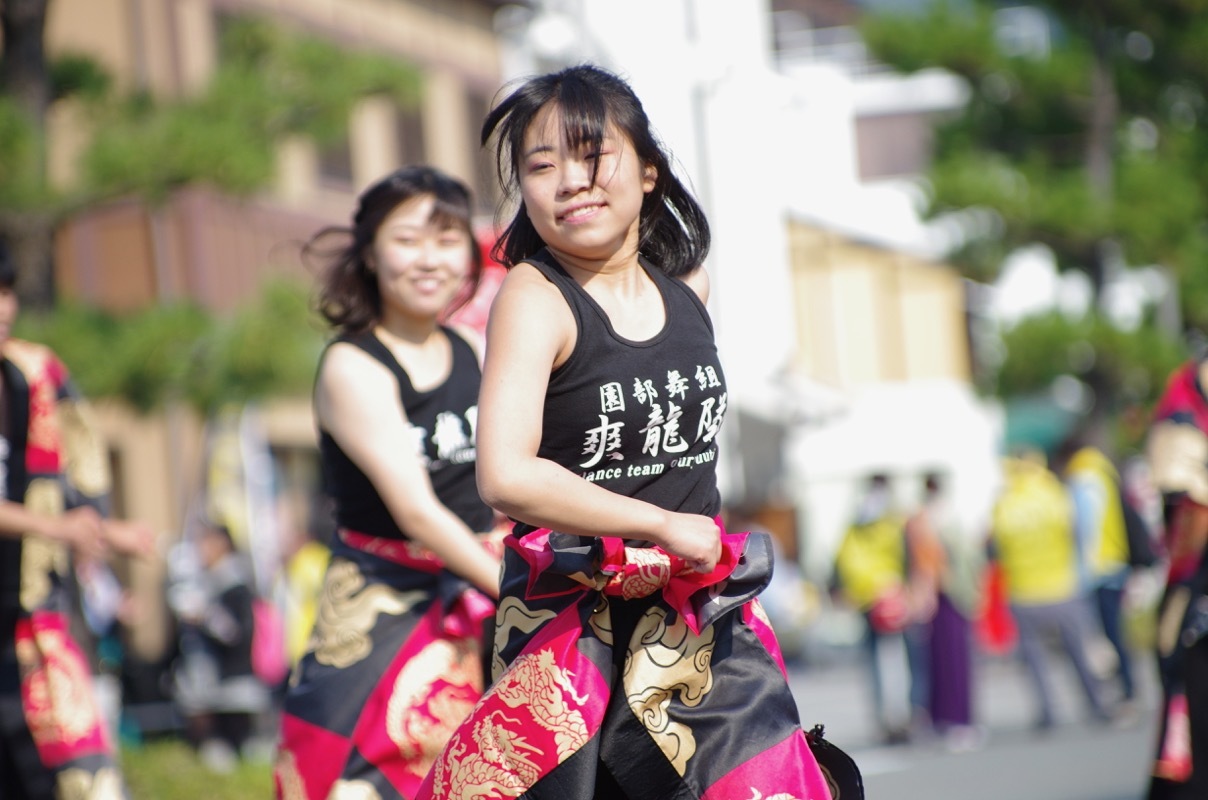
[50,507,106,562]
[102,519,158,560]
[657,513,722,573]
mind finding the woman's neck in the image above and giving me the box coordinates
[375,312,440,346]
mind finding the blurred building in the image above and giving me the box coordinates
[38,0,509,661]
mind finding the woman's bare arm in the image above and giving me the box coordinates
[317,344,501,597]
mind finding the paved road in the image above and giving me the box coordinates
[786,651,1158,800]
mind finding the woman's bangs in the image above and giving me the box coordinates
[555,88,609,153]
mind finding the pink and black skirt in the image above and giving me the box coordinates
[275,530,497,800]
[417,522,833,800]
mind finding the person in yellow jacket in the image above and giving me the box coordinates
[280,532,331,669]
[988,454,1112,730]
[833,472,929,744]
[1060,442,1137,709]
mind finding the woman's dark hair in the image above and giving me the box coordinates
[482,63,710,277]
[0,240,16,290]
[308,165,483,334]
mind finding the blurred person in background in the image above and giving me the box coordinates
[171,520,269,773]
[987,453,1113,731]
[0,243,156,798]
[277,518,331,674]
[906,471,984,752]
[1144,355,1208,800]
[833,472,927,744]
[1058,439,1140,716]
[273,165,503,800]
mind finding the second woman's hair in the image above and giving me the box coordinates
[309,165,484,334]
[482,63,710,277]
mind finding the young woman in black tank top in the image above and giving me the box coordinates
[275,166,503,800]
[417,66,834,800]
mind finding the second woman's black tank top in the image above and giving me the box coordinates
[318,327,493,539]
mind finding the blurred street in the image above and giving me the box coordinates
[787,649,1158,800]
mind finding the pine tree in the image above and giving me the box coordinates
[859,0,1208,437]
[0,9,421,310]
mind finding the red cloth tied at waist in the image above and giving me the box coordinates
[507,518,770,635]
[339,528,498,639]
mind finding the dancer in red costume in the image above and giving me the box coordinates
[0,245,155,799]
[1146,355,1208,800]
[417,64,832,800]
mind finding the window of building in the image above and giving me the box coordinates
[396,103,427,169]
[465,89,499,216]
[317,136,354,188]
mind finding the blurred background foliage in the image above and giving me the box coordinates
[994,310,1187,405]
[860,0,1208,448]
[0,10,422,308]
[15,278,325,414]
[82,16,422,201]
[0,12,409,412]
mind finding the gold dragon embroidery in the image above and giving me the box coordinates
[747,790,803,800]
[609,547,673,600]
[273,748,306,800]
[17,626,99,748]
[329,779,384,799]
[310,559,423,669]
[386,638,480,777]
[431,711,541,799]
[431,647,593,799]
[494,648,590,759]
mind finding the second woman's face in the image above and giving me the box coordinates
[370,194,473,323]
[519,104,655,266]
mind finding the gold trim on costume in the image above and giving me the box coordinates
[623,606,716,775]
[329,779,385,799]
[273,749,306,800]
[20,478,67,610]
[55,766,125,800]
[1148,420,1208,506]
[57,398,112,498]
[491,596,557,680]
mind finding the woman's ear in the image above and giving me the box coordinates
[642,164,657,193]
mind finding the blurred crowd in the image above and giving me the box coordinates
[826,443,1160,752]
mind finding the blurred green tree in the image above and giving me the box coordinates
[15,278,325,415]
[859,1,1206,439]
[0,7,419,311]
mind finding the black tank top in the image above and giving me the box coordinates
[318,327,493,540]
[528,248,725,518]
